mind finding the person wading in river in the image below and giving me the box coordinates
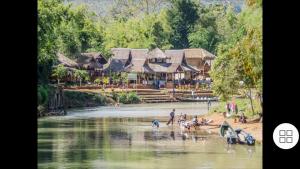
[166,109,175,126]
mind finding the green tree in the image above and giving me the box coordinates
[74,69,89,86]
[210,1,262,115]
[166,0,199,49]
[52,64,67,84]
[38,0,69,83]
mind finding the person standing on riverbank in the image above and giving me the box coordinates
[166,109,175,126]
[207,99,211,112]
[226,103,231,114]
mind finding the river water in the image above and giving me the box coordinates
[38,102,262,169]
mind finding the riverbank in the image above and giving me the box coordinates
[198,113,262,143]
[132,112,262,143]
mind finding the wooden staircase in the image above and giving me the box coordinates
[136,89,178,103]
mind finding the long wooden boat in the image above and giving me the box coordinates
[220,121,239,144]
[176,97,219,102]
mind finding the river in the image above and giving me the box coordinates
[38,102,262,169]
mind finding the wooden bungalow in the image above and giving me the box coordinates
[104,48,131,73]
[124,49,153,85]
[184,48,215,79]
[104,48,200,88]
[76,52,107,80]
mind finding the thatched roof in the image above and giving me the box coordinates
[131,49,149,59]
[148,48,168,59]
[165,50,199,72]
[111,48,131,60]
[76,52,107,69]
[165,50,184,64]
[104,48,132,73]
[148,63,173,73]
[124,49,152,73]
[57,53,78,68]
[184,48,215,60]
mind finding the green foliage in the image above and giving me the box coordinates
[167,0,199,49]
[112,90,118,101]
[64,91,108,107]
[94,78,101,85]
[127,92,140,103]
[74,69,90,81]
[38,0,106,84]
[52,64,67,83]
[117,92,140,104]
[38,85,49,105]
[111,73,120,84]
[210,2,262,114]
[210,98,262,117]
[120,72,128,84]
[118,92,128,103]
[103,76,109,85]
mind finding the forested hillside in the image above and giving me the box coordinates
[64,0,245,16]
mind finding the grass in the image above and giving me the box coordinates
[210,97,262,118]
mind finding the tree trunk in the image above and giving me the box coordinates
[258,92,263,111]
[58,79,60,85]
[248,88,255,115]
[80,79,82,87]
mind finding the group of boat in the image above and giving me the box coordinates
[219,121,255,145]
[177,96,219,102]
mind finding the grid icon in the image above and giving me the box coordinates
[279,130,293,143]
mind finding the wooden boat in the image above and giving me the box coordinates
[220,121,239,144]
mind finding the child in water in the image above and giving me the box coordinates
[152,119,160,128]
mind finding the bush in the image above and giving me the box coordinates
[117,92,140,104]
[118,92,128,104]
[94,78,101,85]
[38,85,49,105]
[112,90,118,101]
[64,91,108,107]
[127,92,140,104]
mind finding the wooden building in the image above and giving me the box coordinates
[104,48,200,88]
[184,48,215,79]
[76,52,107,80]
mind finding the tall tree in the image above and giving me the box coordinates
[210,0,262,114]
[166,0,199,49]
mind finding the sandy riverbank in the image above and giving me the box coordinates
[197,113,262,143]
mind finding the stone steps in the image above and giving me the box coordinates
[136,89,176,103]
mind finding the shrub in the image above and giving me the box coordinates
[38,85,49,105]
[112,90,118,101]
[94,78,101,85]
[117,92,140,104]
[118,92,128,104]
[127,92,140,103]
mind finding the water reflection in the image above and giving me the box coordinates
[38,104,262,169]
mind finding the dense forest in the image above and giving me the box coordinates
[38,0,262,105]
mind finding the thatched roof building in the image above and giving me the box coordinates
[165,50,199,72]
[124,49,152,73]
[148,48,169,59]
[104,48,212,74]
[184,48,215,60]
[76,52,107,70]
[104,48,131,73]
[57,53,78,68]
